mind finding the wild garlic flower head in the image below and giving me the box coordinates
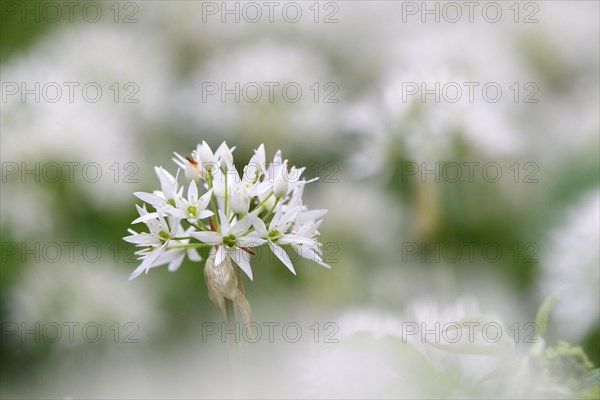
[125,142,330,283]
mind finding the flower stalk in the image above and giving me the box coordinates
[225,297,244,396]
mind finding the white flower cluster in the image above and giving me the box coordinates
[124,142,330,281]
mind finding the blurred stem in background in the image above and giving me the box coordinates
[413,181,457,299]
[225,298,245,397]
[413,181,440,242]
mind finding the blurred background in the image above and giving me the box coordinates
[1,1,598,398]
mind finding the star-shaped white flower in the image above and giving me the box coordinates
[170,180,213,223]
[133,167,181,218]
[124,206,183,280]
[214,141,235,170]
[226,167,250,215]
[173,140,217,181]
[250,206,314,274]
[191,211,265,280]
[289,219,331,269]
[150,225,202,272]
[242,144,266,187]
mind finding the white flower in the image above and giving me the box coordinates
[243,143,266,187]
[286,184,327,222]
[250,206,312,274]
[173,140,217,181]
[125,142,329,290]
[288,219,331,269]
[214,141,235,170]
[178,41,341,151]
[133,167,181,215]
[191,210,265,280]
[8,261,160,351]
[259,150,315,205]
[227,169,250,215]
[150,225,202,272]
[539,188,600,342]
[170,180,213,223]
[272,159,290,199]
[124,207,183,280]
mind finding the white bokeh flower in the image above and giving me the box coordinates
[8,261,160,350]
[539,188,600,342]
[176,41,342,150]
[0,23,177,207]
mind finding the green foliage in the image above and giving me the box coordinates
[535,295,557,339]
[532,341,595,393]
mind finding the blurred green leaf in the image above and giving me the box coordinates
[535,295,557,339]
[582,368,600,389]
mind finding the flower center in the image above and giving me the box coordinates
[223,234,237,248]
[158,230,170,241]
[187,205,197,216]
[268,229,281,242]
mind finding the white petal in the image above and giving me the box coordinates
[123,233,159,245]
[155,166,177,195]
[278,234,314,246]
[132,212,159,225]
[199,188,214,208]
[237,235,265,248]
[172,152,187,170]
[128,263,147,280]
[292,244,331,269]
[165,208,185,219]
[129,245,165,280]
[232,213,253,235]
[165,218,181,240]
[197,210,214,219]
[250,215,268,237]
[168,253,186,272]
[215,245,227,266]
[190,231,221,244]
[187,248,202,262]
[298,209,328,223]
[255,144,266,172]
[273,149,282,165]
[231,251,254,281]
[269,243,296,274]
[218,210,231,234]
[134,192,162,207]
[188,179,198,200]
[216,141,234,167]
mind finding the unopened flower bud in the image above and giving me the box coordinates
[273,160,289,198]
[230,183,250,214]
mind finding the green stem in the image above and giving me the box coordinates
[252,192,273,213]
[224,169,229,218]
[225,298,244,396]
[166,243,212,249]
[190,220,209,231]
[263,197,279,221]
[207,174,220,231]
